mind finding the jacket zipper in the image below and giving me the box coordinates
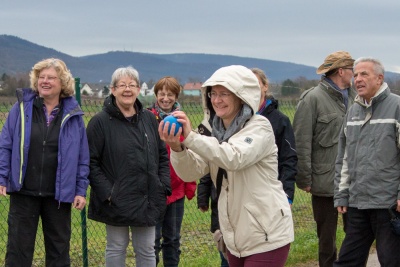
[56,113,73,204]
[39,117,50,196]
[18,102,25,185]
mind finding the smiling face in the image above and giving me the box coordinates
[156,86,177,112]
[37,67,62,101]
[354,61,383,103]
[210,85,242,128]
[111,76,140,113]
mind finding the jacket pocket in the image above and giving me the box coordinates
[316,113,340,147]
[311,163,334,195]
[242,202,291,248]
[243,203,270,242]
[312,163,332,175]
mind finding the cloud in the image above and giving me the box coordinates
[1,0,399,72]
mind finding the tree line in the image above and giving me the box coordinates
[1,72,400,99]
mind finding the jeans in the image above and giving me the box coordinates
[155,197,185,267]
[106,224,156,267]
[5,194,72,267]
[334,208,400,267]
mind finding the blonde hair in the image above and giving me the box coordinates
[29,58,75,98]
[251,68,271,97]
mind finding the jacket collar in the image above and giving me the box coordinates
[354,82,389,108]
[320,78,345,99]
[258,96,278,115]
[16,88,81,117]
[103,94,143,121]
[16,88,37,103]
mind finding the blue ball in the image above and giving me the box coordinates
[163,115,182,135]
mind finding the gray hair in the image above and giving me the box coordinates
[354,57,385,76]
[110,66,140,88]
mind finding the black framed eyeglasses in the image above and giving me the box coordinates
[342,67,353,72]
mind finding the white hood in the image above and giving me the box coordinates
[201,65,261,115]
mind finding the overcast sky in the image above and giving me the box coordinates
[2,0,400,73]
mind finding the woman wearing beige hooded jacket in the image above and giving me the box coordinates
[159,65,294,267]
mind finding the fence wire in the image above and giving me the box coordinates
[0,97,318,267]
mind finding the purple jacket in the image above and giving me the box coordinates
[0,88,89,203]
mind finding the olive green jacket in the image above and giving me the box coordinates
[293,79,356,196]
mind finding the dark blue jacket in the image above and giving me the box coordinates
[0,88,90,203]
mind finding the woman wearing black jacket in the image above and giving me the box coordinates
[251,68,298,204]
[86,66,171,267]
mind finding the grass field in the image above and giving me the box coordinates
[0,186,346,266]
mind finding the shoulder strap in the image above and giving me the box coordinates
[216,168,227,199]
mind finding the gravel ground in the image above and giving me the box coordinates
[366,248,380,267]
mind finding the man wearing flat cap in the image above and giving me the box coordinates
[293,51,356,267]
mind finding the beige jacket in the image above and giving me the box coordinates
[171,65,294,257]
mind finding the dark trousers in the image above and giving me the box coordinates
[219,251,229,267]
[5,194,72,267]
[226,243,290,267]
[155,197,185,267]
[334,207,400,267]
[312,195,338,267]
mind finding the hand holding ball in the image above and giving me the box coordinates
[163,115,182,135]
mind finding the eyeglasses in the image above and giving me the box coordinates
[342,67,354,72]
[115,84,139,90]
[157,93,175,98]
[207,92,232,100]
[38,76,59,82]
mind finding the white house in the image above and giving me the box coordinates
[147,86,155,96]
[80,83,106,98]
[81,84,94,96]
[140,82,148,96]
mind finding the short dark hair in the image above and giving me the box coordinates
[154,76,181,98]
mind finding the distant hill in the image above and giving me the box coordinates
[1,34,399,84]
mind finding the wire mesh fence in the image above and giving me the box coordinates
[0,96,321,266]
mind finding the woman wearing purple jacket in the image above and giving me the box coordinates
[0,58,90,267]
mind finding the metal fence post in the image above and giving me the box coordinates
[75,77,89,267]
[81,207,89,267]
[75,77,81,106]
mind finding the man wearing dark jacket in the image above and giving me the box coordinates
[293,51,356,267]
